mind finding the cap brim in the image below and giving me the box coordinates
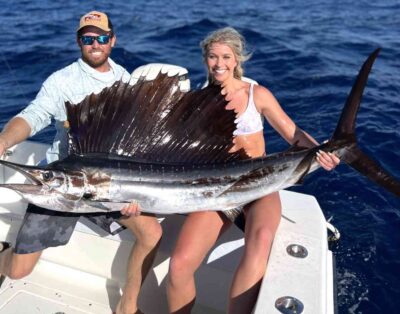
[77,25,111,32]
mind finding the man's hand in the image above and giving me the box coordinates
[121,201,141,217]
[0,117,33,158]
[316,150,340,171]
[0,137,9,158]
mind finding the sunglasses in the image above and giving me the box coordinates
[79,35,111,45]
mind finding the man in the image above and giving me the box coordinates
[0,11,161,314]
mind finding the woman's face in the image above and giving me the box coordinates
[206,42,238,83]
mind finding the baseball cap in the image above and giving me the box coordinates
[77,11,112,32]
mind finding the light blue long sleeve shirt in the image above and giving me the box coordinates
[16,58,130,163]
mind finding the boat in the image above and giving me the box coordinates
[0,140,337,313]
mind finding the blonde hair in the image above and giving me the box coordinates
[200,27,251,80]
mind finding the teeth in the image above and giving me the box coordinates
[215,69,226,74]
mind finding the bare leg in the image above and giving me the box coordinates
[115,214,162,314]
[228,192,281,314]
[0,247,42,280]
[167,212,230,314]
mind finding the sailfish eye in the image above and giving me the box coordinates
[42,171,54,181]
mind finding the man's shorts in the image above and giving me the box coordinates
[14,204,123,254]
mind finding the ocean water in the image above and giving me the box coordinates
[0,1,399,313]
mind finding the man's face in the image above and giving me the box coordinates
[77,26,116,72]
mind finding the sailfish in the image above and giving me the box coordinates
[0,49,399,227]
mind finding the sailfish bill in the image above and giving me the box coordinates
[0,51,398,222]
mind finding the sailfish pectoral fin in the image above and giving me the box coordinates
[342,146,400,197]
[216,165,276,232]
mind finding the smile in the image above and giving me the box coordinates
[214,69,227,74]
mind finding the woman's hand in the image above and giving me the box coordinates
[316,150,340,171]
[121,201,141,217]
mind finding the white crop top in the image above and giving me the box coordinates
[233,83,264,136]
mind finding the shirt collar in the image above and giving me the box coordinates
[78,58,116,82]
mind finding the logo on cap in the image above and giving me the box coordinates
[84,13,102,22]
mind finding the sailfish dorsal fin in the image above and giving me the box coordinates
[65,64,242,164]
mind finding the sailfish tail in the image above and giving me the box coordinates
[341,146,400,196]
[330,48,400,197]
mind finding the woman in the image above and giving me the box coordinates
[166,27,339,314]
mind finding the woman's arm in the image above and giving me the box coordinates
[254,85,339,170]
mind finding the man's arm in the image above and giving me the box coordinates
[0,117,32,155]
